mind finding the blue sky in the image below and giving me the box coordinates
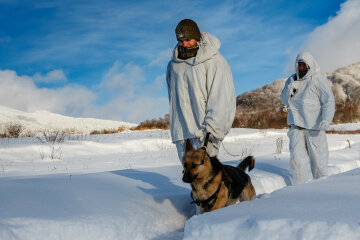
[1,0,359,123]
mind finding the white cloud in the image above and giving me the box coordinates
[149,49,172,67]
[0,70,95,116]
[96,61,168,123]
[124,96,168,123]
[33,69,68,83]
[89,95,168,124]
[151,74,166,92]
[99,61,145,98]
[300,0,360,73]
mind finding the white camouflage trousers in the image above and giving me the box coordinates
[288,125,329,185]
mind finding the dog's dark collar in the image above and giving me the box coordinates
[190,180,222,211]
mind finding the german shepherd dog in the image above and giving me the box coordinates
[182,139,256,213]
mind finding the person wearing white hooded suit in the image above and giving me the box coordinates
[280,52,335,185]
[166,19,236,163]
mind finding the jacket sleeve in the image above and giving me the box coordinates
[203,56,236,141]
[166,62,171,102]
[316,76,335,122]
[280,77,293,106]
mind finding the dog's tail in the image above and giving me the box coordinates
[237,156,255,172]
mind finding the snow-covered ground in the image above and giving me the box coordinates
[330,122,360,132]
[0,126,359,240]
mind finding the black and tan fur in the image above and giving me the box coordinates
[182,140,256,213]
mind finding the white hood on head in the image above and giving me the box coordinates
[171,32,221,66]
[295,52,320,80]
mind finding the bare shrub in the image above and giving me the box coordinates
[2,122,24,138]
[67,134,88,141]
[37,130,67,160]
[132,114,170,131]
[37,130,66,144]
[156,130,173,150]
[240,146,253,159]
[63,128,83,135]
[232,110,288,129]
[333,98,360,124]
[326,129,360,134]
[21,130,36,138]
[90,126,126,135]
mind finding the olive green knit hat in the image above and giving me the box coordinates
[175,19,201,41]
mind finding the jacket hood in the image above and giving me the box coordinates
[171,32,220,65]
[295,52,320,80]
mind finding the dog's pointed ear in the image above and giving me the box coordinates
[185,139,194,153]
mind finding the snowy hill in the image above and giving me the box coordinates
[237,78,286,113]
[326,62,360,105]
[0,105,136,136]
[0,128,359,239]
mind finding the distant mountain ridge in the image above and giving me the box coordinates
[234,62,360,128]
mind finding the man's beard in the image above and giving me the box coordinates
[177,45,199,60]
[298,70,308,79]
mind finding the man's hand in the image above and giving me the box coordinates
[319,120,331,131]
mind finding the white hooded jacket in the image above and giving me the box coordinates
[280,52,335,130]
[166,32,236,143]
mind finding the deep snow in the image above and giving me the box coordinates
[0,126,359,240]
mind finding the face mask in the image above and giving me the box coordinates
[177,45,199,60]
[297,61,309,79]
[298,70,308,79]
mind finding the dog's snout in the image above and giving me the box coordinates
[182,173,190,183]
[182,171,192,183]
[182,171,198,183]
